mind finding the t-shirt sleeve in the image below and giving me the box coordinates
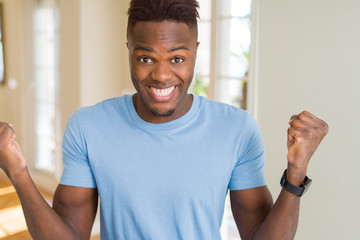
[228,113,266,190]
[60,111,97,188]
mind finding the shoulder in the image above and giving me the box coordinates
[197,95,252,125]
[76,96,125,116]
[196,96,261,144]
[65,96,130,133]
[72,96,129,122]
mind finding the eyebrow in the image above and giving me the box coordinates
[133,46,154,52]
[133,45,190,53]
[168,46,190,52]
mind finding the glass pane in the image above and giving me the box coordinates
[231,0,252,18]
[198,0,212,20]
[230,18,251,56]
[218,18,250,79]
[217,78,245,107]
[190,76,210,97]
[34,68,55,103]
[219,0,252,18]
[33,0,59,174]
[35,135,55,172]
[219,0,231,18]
[35,103,55,138]
[35,101,55,172]
[34,7,55,32]
[196,21,211,77]
[33,34,55,67]
[193,18,211,98]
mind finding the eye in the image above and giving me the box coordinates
[139,57,153,63]
[170,57,184,64]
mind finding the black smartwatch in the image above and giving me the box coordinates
[280,169,312,197]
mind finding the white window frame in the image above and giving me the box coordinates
[26,0,61,192]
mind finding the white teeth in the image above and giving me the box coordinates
[150,86,175,97]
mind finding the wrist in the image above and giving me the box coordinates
[8,167,30,186]
[281,169,312,197]
[286,166,307,186]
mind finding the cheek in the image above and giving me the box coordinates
[176,62,195,83]
[132,64,150,82]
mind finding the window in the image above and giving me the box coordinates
[31,0,60,186]
[192,0,252,110]
[191,0,212,97]
[193,0,254,239]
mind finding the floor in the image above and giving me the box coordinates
[0,172,100,240]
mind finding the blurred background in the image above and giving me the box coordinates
[0,0,359,239]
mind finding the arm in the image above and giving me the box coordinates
[231,111,328,240]
[230,187,273,240]
[0,122,98,240]
[231,186,301,240]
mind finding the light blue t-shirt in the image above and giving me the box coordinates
[60,94,266,240]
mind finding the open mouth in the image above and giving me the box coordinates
[147,85,176,101]
[150,86,175,97]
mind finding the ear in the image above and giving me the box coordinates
[194,42,200,57]
[126,42,129,50]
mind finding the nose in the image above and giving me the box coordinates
[151,61,172,83]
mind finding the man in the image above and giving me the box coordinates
[0,0,328,239]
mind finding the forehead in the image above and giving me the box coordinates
[128,21,197,48]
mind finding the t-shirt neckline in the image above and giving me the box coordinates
[125,94,200,131]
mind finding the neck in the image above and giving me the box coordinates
[132,94,193,124]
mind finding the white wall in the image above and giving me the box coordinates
[60,0,131,132]
[0,0,26,147]
[256,0,360,239]
[79,0,130,107]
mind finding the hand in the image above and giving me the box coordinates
[0,122,27,179]
[287,111,328,183]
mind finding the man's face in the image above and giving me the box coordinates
[127,21,199,123]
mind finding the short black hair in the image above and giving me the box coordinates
[127,0,200,36]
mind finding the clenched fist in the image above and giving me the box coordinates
[286,111,329,184]
[0,122,26,180]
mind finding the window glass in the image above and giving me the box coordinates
[33,0,59,173]
[198,0,212,20]
[191,0,212,96]
[217,0,251,108]
[196,21,211,77]
[231,0,251,17]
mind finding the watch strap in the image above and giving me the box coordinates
[280,169,312,197]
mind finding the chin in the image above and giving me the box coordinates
[150,107,176,117]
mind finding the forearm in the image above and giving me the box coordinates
[10,168,78,240]
[252,167,306,240]
[252,188,300,240]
